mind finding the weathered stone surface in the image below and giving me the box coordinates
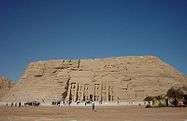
[0,76,13,99]
[2,56,187,103]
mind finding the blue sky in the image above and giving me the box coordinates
[0,0,187,81]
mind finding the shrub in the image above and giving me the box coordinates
[144,96,153,101]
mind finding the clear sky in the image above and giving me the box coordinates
[0,0,187,81]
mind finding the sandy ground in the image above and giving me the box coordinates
[0,106,187,121]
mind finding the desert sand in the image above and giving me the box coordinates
[0,106,187,121]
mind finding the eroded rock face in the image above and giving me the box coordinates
[0,76,13,99]
[2,56,187,103]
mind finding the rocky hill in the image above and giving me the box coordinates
[0,76,13,99]
[2,56,186,103]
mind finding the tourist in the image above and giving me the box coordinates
[11,102,13,107]
[92,101,95,111]
[19,102,21,107]
[68,100,71,106]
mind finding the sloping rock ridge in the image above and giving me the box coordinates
[2,56,186,103]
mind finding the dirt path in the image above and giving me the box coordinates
[0,106,187,121]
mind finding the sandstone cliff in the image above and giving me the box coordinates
[2,56,186,103]
[0,76,13,99]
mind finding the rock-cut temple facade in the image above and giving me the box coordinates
[2,56,187,103]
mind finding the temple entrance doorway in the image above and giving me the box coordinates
[90,94,93,101]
